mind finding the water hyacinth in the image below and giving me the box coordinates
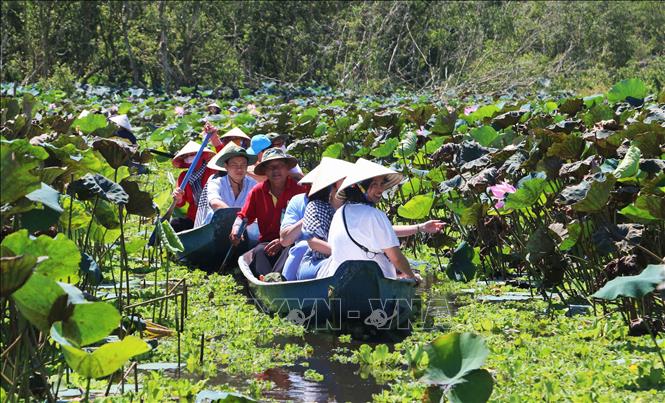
[489,181,516,208]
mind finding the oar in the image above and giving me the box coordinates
[149,130,214,245]
[218,218,248,272]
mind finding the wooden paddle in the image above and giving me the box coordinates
[149,129,215,245]
[218,218,248,271]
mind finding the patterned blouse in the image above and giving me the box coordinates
[302,199,336,260]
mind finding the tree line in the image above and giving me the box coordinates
[2,1,663,94]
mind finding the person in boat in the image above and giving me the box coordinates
[294,158,354,280]
[245,134,272,182]
[210,127,251,151]
[193,142,258,228]
[278,159,334,281]
[108,114,137,144]
[267,132,304,180]
[316,159,444,281]
[231,148,308,276]
[207,102,222,115]
[170,140,217,232]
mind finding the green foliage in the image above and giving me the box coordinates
[446,242,477,282]
[607,78,648,102]
[0,138,49,205]
[592,265,665,300]
[398,194,434,220]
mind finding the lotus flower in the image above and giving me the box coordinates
[174,106,185,116]
[247,103,259,116]
[488,181,516,209]
[464,105,479,115]
[416,125,429,136]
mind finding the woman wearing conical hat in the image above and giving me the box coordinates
[170,139,217,232]
[193,143,258,228]
[209,127,251,151]
[316,159,444,281]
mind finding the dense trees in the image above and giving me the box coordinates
[1,1,663,94]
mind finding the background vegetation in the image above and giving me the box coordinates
[2,1,664,95]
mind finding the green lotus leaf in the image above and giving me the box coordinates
[618,204,658,222]
[403,104,435,126]
[59,196,92,231]
[92,137,137,169]
[613,144,641,179]
[546,134,585,160]
[71,113,108,134]
[370,138,399,158]
[558,98,584,116]
[582,104,614,126]
[421,332,489,385]
[25,182,63,213]
[322,142,344,159]
[93,199,120,229]
[1,230,80,283]
[372,109,400,127]
[40,166,68,185]
[159,220,185,254]
[446,242,477,282]
[593,264,665,300]
[12,273,66,331]
[470,126,499,147]
[62,301,120,347]
[80,253,102,286]
[491,110,524,130]
[503,176,547,210]
[424,136,446,154]
[447,368,494,403]
[50,323,151,379]
[430,109,457,135]
[607,78,647,103]
[460,203,486,226]
[0,254,38,298]
[635,194,665,220]
[558,174,616,213]
[459,141,490,165]
[395,131,418,158]
[68,173,129,204]
[19,207,61,233]
[466,104,500,122]
[1,138,48,205]
[525,227,556,264]
[398,194,434,220]
[120,179,157,218]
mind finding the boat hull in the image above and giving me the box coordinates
[238,253,418,331]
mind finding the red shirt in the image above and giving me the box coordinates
[238,176,307,242]
[175,158,217,221]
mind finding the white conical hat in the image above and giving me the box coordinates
[220,127,251,141]
[172,141,215,168]
[109,114,133,131]
[336,158,403,197]
[307,158,355,196]
[298,157,335,185]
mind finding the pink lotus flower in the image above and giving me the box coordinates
[488,181,516,209]
[247,103,259,116]
[416,126,427,136]
[464,105,479,115]
[174,106,185,116]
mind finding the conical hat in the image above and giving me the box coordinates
[220,127,251,141]
[307,158,355,196]
[336,158,403,197]
[172,141,215,168]
[109,115,133,131]
[207,142,257,171]
[298,157,335,185]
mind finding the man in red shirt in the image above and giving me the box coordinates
[231,148,307,276]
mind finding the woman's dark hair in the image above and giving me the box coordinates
[339,178,373,204]
[309,185,331,202]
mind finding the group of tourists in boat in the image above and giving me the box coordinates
[168,107,444,283]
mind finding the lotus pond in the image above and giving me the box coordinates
[1,80,664,402]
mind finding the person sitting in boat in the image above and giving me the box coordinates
[245,134,272,182]
[231,148,308,276]
[193,142,258,228]
[278,158,338,280]
[210,127,251,151]
[316,159,444,281]
[170,139,217,232]
[295,158,354,280]
[267,132,304,180]
[108,114,137,144]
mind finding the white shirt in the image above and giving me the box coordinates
[195,175,257,227]
[316,203,400,279]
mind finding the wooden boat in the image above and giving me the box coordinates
[238,252,418,331]
[177,208,258,272]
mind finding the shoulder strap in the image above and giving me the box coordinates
[342,204,383,256]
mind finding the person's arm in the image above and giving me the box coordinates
[280,219,303,247]
[383,247,420,282]
[393,220,445,238]
[230,189,256,245]
[173,172,186,207]
[307,238,331,256]
[209,198,230,210]
[203,122,223,151]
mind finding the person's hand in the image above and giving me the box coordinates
[229,226,242,246]
[203,122,218,137]
[264,238,283,256]
[419,220,445,234]
[412,272,423,284]
[172,187,184,204]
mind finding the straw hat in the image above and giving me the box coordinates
[220,127,251,142]
[207,102,220,110]
[253,148,298,175]
[336,158,404,197]
[172,141,215,168]
[247,134,272,155]
[307,158,355,196]
[207,142,257,171]
[109,115,133,132]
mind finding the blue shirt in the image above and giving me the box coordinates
[280,193,309,281]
